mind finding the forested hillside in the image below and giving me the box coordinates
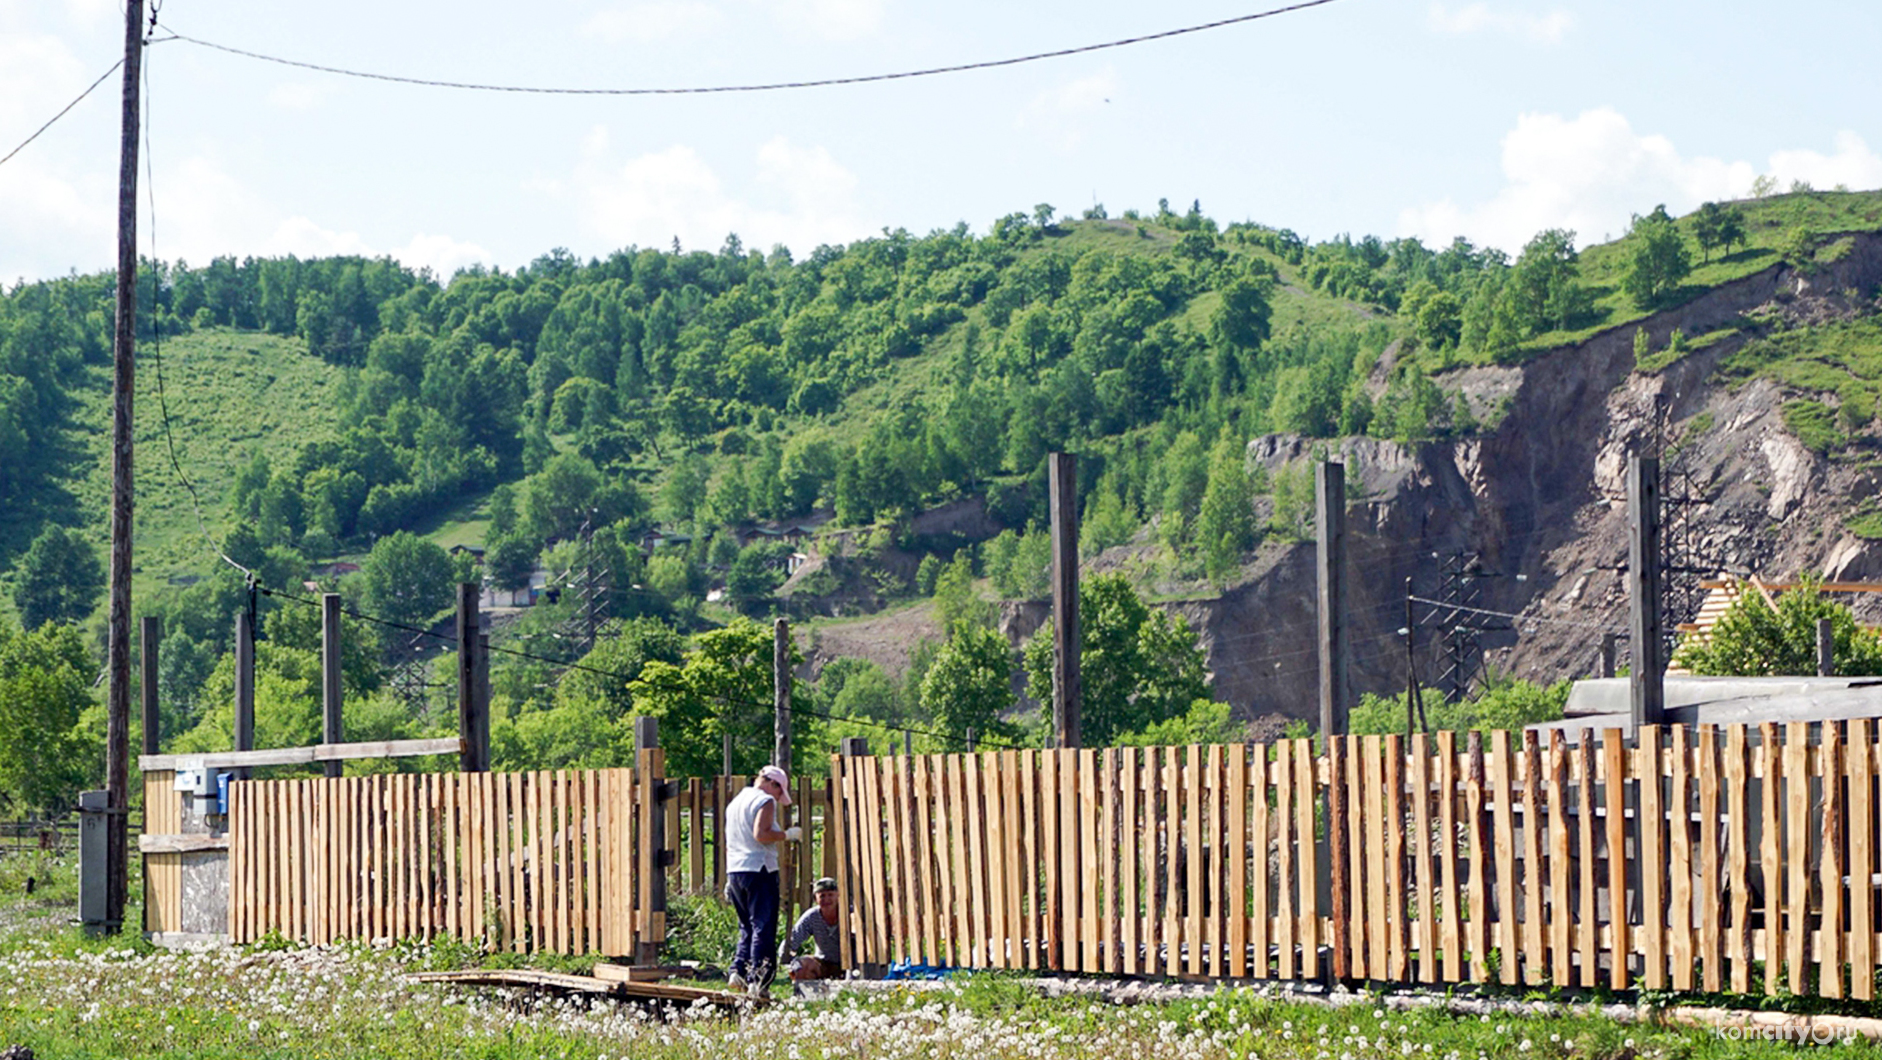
[1,188,1878,814]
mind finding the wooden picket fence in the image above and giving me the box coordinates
[225,755,667,954]
[831,744,1326,978]
[834,722,1882,996]
[667,775,839,910]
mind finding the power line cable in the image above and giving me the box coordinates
[1405,595,1621,633]
[0,59,123,169]
[155,0,1341,97]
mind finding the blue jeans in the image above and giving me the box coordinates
[726,869,780,986]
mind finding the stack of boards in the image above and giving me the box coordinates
[407,964,764,1010]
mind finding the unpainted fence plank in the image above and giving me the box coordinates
[1853,720,1876,1000]
[1638,727,1666,991]
[1411,735,1434,984]
[1725,727,1749,993]
[1519,732,1544,986]
[1822,722,1846,999]
[1785,722,1809,995]
[1490,731,1517,985]
[1668,726,1693,991]
[1467,732,1489,983]
[1574,731,1597,989]
[1293,738,1320,980]
[1602,729,1628,990]
[1697,727,1721,993]
[1546,732,1570,987]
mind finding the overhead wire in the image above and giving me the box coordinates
[0,59,124,169]
[154,0,1342,98]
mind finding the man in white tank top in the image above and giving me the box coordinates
[724,765,800,994]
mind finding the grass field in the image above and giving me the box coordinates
[0,854,1871,1060]
[64,327,343,596]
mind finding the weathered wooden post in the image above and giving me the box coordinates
[140,616,161,757]
[457,583,488,772]
[321,593,343,777]
[1049,452,1081,748]
[1317,461,1348,738]
[1627,455,1663,727]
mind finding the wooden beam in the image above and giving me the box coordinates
[139,736,462,772]
[138,833,230,854]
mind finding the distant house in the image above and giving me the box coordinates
[449,544,486,561]
[639,528,693,552]
[481,566,550,610]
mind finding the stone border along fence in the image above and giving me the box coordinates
[143,721,1882,997]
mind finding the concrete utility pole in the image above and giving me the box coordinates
[1627,454,1663,727]
[1316,461,1348,738]
[1048,453,1081,749]
[103,0,145,936]
[773,617,792,772]
[321,594,343,777]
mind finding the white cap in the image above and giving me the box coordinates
[758,765,793,805]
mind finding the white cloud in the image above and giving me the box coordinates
[1428,2,1573,43]
[390,234,497,279]
[1016,69,1117,152]
[755,0,883,41]
[582,1,725,43]
[573,132,870,255]
[1767,132,1882,193]
[0,32,89,127]
[1397,107,1833,252]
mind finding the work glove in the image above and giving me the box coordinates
[784,826,803,842]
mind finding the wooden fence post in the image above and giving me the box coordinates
[457,584,488,773]
[139,616,161,756]
[321,594,343,778]
[636,716,667,964]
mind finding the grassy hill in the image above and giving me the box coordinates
[65,328,343,597]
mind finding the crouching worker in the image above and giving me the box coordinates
[782,877,844,982]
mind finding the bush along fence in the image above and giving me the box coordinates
[142,720,1882,996]
[831,723,1882,996]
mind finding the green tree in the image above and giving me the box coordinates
[0,620,97,815]
[931,554,989,630]
[919,621,1018,748]
[1673,578,1882,676]
[358,531,456,630]
[1620,205,1692,308]
[1209,273,1273,353]
[1114,699,1248,746]
[1023,574,1212,746]
[627,618,798,777]
[1193,432,1256,583]
[1158,431,1209,548]
[1691,201,1745,263]
[484,532,539,593]
[12,526,104,629]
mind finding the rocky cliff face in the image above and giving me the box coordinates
[1193,233,1882,731]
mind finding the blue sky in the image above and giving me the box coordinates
[4,0,1880,284]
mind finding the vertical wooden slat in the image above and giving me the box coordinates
[1638,726,1666,990]
[1363,735,1388,981]
[1434,732,1459,983]
[1668,726,1694,991]
[1275,743,1296,978]
[1490,730,1518,985]
[1097,748,1117,973]
[1726,726,1750,994]
[1761,722,1784,995]
[1466,732,1489,982]
[1204,745,1223,977]
[1386,734,1407,982]
[1020,751,1041,970]
[982,753,1005,968]
[511,772,529,952]
[1115,747,1136,976]
[1164,746,1183,976]
[1144,741,1159,971]
[1575,731,1597,988]
[1225,745,1246,979]
[1785,722,1809,996]
[1062,749,1086,971]
[1293,738,1319,981]
[865,757,893,964]
[1411,734,1435,983]
[1548,731,1571,988]
[915,756,942,966]
[1853,720,1875,1000]
[1082,748,1101,972]
[1182,745,1201,976]
[1003,749,1024,971]
[1250,746,1269,979]
[881,757,908,965]
[1822,721,1846,999]
[945,754,971,966]
[930,756,955,967]
[1602,729,1628,990]
[1520,731,1544,985]
[1698,727,1722,993]
[589,770,604,953]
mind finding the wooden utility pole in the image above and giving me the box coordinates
[1048,452,1081,749]
[1316,461,1348,738]
[103,0,145,936]
[773,617,792,772]
[1600,633,1617,679]
[1627,455,1663,727]
[457,584,488,772]
[321,594,343,777]
[139,617,161,757]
